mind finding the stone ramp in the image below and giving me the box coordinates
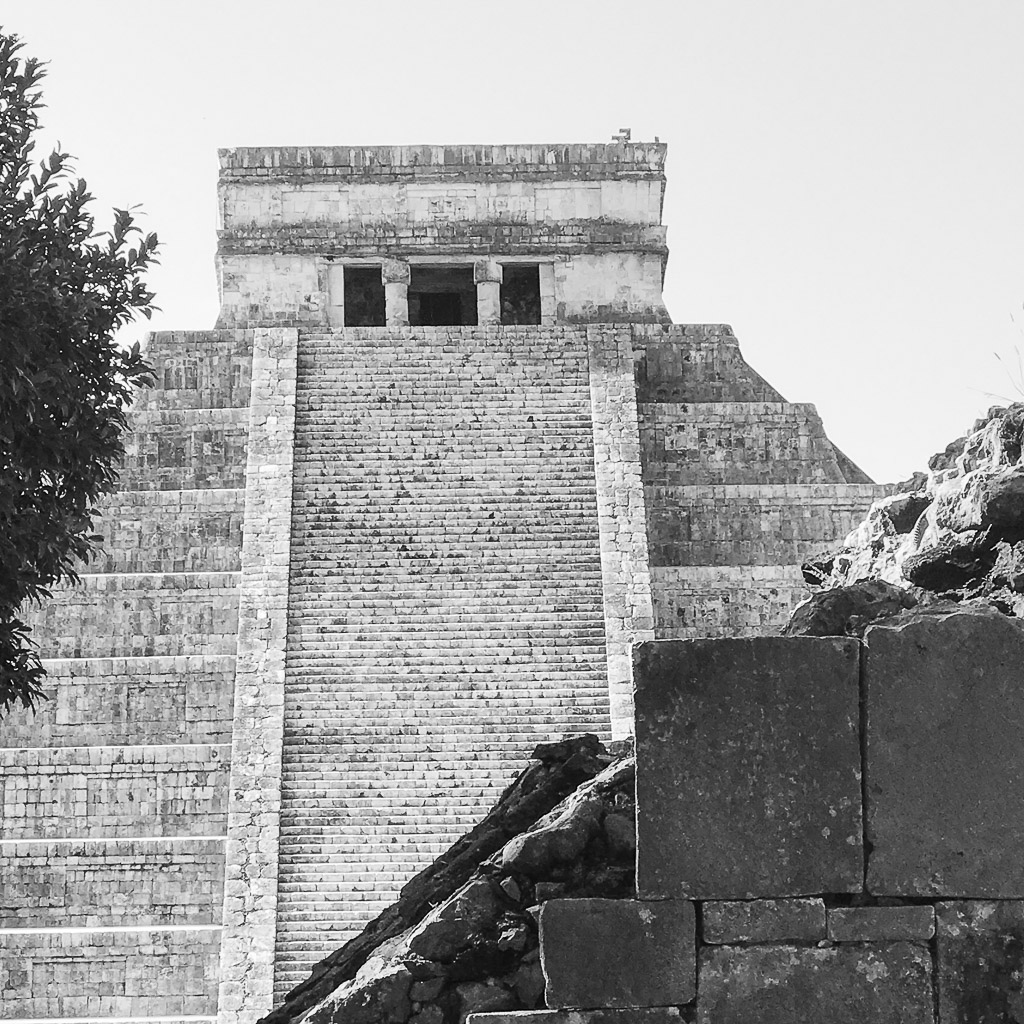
[273,327,613,998]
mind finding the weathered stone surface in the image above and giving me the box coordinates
[538,899,695,1008]
[266,755,638,1024]
[702,899,825,944]
[468,1010,687,1024]
[865,611,1024,897]
[827,906,935,941]
[265,738,611,1024]
[697,943,933,1023]
[937,901,1024,1023]
[784,579,918,637]
[635,637,862,899]
[798,403,1024,618]
[407,881,504,963]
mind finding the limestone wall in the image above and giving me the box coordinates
[633,324,885,639]
[2,329,253,1024]
[214,143,670,327]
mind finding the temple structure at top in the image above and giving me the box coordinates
[2,142,885,1024]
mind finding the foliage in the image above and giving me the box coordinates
[0,30,158,712]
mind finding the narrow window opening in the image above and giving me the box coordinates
[409,266,477,326]
[344,267,386,326]
[501,265,542,325]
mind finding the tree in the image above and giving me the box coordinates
[0,30,159,712]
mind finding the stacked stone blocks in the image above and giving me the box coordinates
[472,612,1024,1022]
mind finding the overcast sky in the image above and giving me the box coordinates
[9,0,1024,483]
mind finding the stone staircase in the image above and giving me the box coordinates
[273,327,613,998]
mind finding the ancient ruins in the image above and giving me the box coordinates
[1,142,885,1022]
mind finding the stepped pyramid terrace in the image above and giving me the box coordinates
[0,141,885,1024]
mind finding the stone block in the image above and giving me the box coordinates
[468,1010,688,1024]
[936,901,1024,1022]
[827,905,934,941]
[697,943,933,1023]
[702,899,825,944]
[864,612,1024,896]
[538,898,695,1008]
[635,637,862,899]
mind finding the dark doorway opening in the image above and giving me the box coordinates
[501,265,542,325]
[409,266,477,326]
[344,267,386,326]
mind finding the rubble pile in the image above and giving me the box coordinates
[790,404,1024,636]
[262,737,635,1024]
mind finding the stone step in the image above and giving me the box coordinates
[272,324,611,971]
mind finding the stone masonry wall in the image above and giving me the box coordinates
[215,144,669,327]
[271,326,614,1002]
[469,612,1024,1023]
[634,325,885,639]
[2,329,253,1024]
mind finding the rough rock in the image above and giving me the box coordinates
[864,610,1024,897]
[792,403,1024,631]
[538,899,696,1008]
[697,943,934,1023]
[783,579,918,637]
[266,744,637,1024]
[634,637,862,899]
[262,735,611,1024]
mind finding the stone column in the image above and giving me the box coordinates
[539,263,557,325]
[381,259,411,327]
[474,259,503,326]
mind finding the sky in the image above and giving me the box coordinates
[8,0,1024,483]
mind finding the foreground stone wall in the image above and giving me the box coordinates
[2,330,253,1024]
[467,611,1024,1023]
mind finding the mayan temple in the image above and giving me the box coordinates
[1,142,885,1024]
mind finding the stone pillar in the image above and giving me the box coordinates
[326,263,345,327]
[539,263,557,325]
[217,327,299,1024]
[381,259,410,327]
[474,259,503,326]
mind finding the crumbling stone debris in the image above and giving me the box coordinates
[261,740,636,1024]
[791,403,1024,633]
